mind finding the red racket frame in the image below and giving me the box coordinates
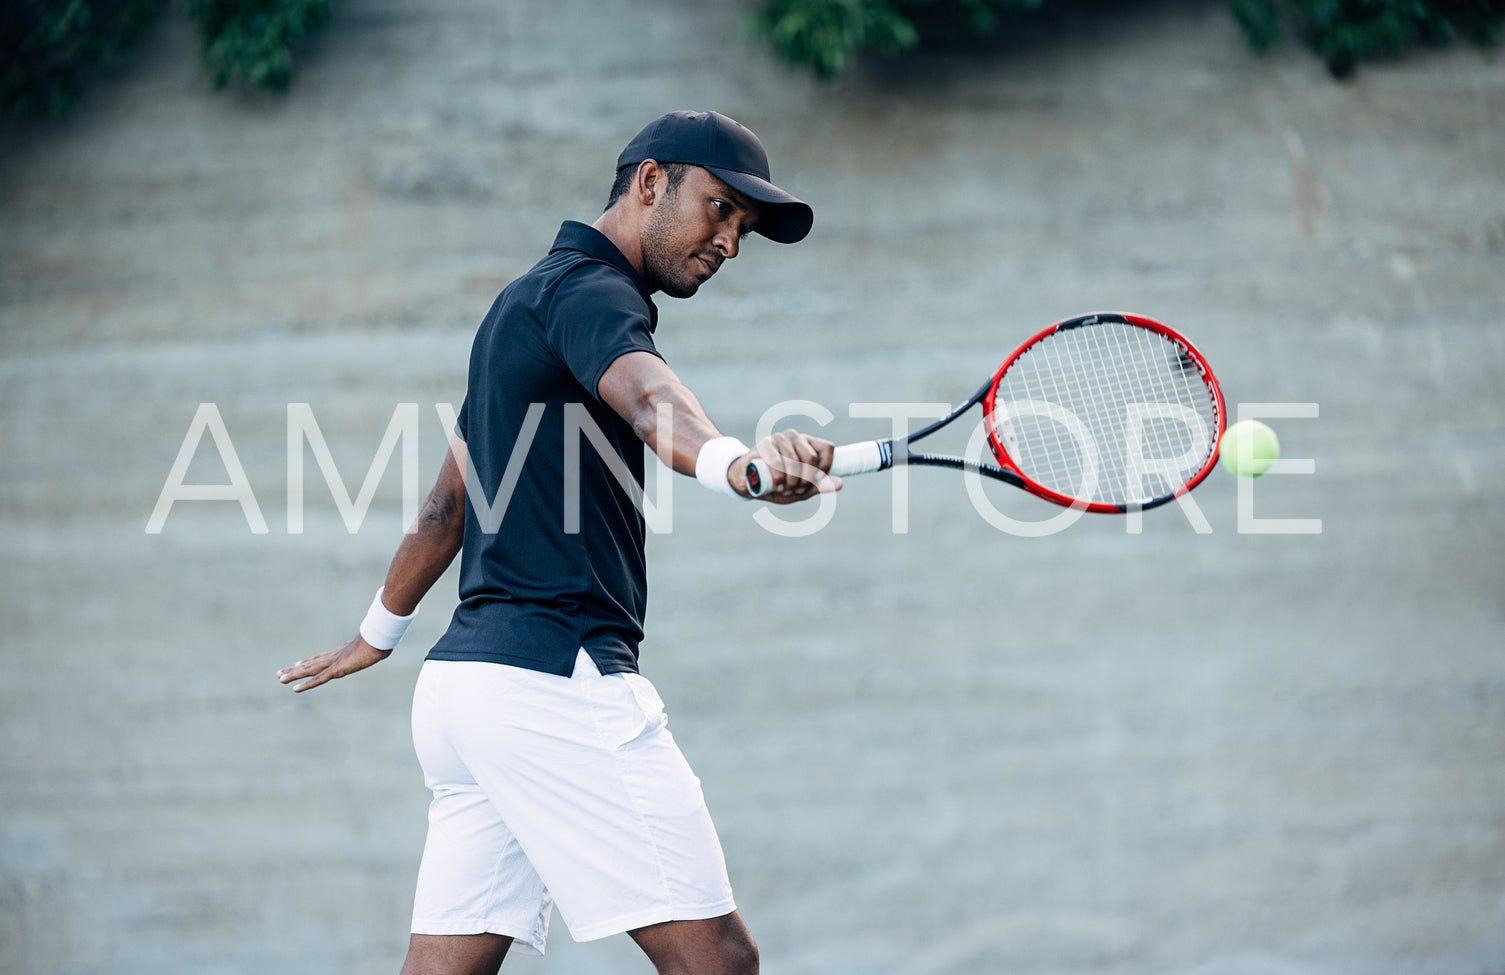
[981,312,1226,513]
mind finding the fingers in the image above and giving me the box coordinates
[288,659,348,693]
[287,668,333,694]
[277,650,338,693]
[276,637,389,693]
[750,429,841,503]
[277,651,327,685]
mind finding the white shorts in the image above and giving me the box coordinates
[408,651,735,955]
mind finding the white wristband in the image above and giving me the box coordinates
[359,587,418,651]
[695,436,751,499]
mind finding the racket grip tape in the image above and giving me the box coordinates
[745,441,888,498]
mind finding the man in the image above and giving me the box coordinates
[277,111,838,975]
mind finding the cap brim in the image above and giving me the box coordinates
[706,166,813,244]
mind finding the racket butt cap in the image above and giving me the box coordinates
[746,458,772,497]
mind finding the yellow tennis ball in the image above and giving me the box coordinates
[1219,420,1279,477]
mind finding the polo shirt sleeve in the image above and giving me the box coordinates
[546,262,661,400]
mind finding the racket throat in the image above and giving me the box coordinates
[878,438,1027,489]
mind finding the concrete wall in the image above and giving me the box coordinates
[2,1,1502,973]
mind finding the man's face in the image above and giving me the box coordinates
[640,166,760,299]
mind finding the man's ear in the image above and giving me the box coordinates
[636,159,662,206]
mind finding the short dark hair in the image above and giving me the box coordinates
[605,161,691,211]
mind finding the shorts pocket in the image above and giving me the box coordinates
[581,671,655,750]
[622,674,668,741]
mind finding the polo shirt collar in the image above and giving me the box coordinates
[550,221,658,332]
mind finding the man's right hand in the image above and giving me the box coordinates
[730,428,841,502]
[277,636,391,693]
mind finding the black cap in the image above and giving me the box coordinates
[616,111,813,244]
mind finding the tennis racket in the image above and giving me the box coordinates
[746,312,1225,513]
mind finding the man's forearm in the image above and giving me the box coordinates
[380,505,463,616]
[632,378,722,477]
[599,351,723,474]
[379,445,467,616]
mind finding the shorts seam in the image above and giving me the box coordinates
[568,897,740,944]
[411,914,547,954]
[482,847,509,930]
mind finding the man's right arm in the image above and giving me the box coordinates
[276,438,469,693]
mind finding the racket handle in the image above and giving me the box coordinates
[745,441,890,498]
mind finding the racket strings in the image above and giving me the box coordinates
[993,322,1219,505]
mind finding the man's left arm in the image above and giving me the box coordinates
[596,350,839,502]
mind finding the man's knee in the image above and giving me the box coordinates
[632,912,758,975]
[718,923,758,975]
[400,933,512,975]
[658,937,756,975]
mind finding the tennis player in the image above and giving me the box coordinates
[277,111,836,975]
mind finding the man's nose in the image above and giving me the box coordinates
[714,229,739,261]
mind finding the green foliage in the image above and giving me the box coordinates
[745,0,1046,80]
[745,0,915,80]
[1,0,166,117]
[1228,0,1285,50]
[182,0,336,92]
[1230,0,1505,76]
[1,0,339,118]
[750,0,1503,78]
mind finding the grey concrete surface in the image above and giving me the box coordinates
[2,1,1503,973]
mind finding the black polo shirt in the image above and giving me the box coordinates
[426,222,662,676]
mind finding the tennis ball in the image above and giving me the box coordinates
[1219,420,1279,478]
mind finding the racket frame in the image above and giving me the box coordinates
[981,311,1226,512]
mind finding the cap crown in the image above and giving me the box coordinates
[617,111,771,180]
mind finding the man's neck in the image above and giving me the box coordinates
[591,209,645,281]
